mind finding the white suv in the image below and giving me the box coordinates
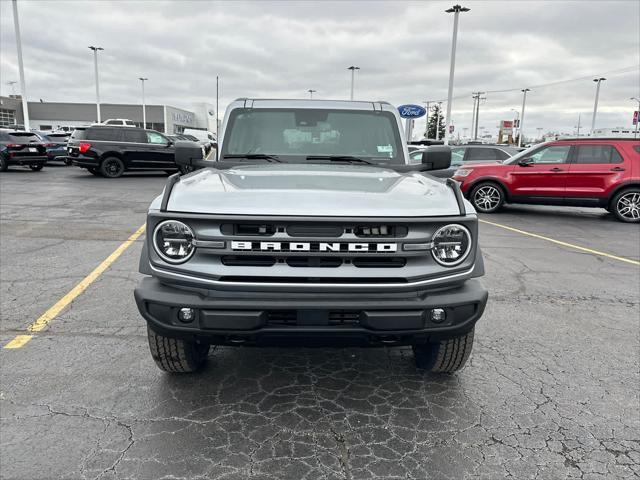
[96,119,135,127]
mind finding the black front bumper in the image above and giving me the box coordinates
[134,278,488,346]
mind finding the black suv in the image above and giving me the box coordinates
[0,129,47,172]
[67,126,181,178]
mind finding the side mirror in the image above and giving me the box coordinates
[166,139,174,147]
[518,157,534,167]
[420,146,452,171]
[174,140,204,170]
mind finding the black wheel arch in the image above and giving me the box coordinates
[466,177,510,201]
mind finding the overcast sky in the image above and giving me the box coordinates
[1,0,638,138]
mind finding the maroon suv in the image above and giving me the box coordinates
[452,138,640,223]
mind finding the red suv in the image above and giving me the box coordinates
[452,138,640,223]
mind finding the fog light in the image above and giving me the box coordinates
[430,308,446,323]
[178,307,195,323]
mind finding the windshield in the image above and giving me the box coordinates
[221,108,403,165]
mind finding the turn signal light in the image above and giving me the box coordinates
[79,142,91,153]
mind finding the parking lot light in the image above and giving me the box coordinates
[590,77,606,134]
[308,89,316,99]
[89,46,104,123]
[11,0,30,131]
[518,88,530,147]
[443,4,470,146]
[139,77,148,128]
[347,66,360,100]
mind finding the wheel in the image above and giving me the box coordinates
[147,327,210,373]
[470,182,504,213]
[413,329,475,373]
[0,156,7,172]
[99,156,125,178]
[29,164,44,171]
[88,168,102,176]
[611,188,640,223]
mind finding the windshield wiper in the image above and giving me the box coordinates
[305,155,374,165]
[222,154,281,163]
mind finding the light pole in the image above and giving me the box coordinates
[590,77,606,135]
[11,0,29,130]
[435,102,443,140]
[518,88,530,147]
[472,92,485,140]
[347,66,360,100]
[89,46,104,123]
[575,113,582,137]
[422,100,434,138]
[6,81,17,97]
[443,4,470,145]
[630,97,639,139]
[138,77,148,128]
[308,89,316,99]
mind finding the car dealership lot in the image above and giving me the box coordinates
[1,167,638,479]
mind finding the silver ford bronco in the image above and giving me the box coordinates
[134,99,488,373]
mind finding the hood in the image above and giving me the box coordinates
[164,164,463,217]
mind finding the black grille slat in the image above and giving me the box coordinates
[353,258,406,268]
[221,256,276,267]
[286,257,342,268]
[286,225,344,237]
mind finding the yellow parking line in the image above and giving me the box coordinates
[479,219,640,266]
[3,223,146,350]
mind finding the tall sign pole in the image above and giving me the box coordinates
[443,4,470,145]
[11,0,30,130]
[89,46,104,123]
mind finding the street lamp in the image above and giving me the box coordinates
[590,77,606,134]
[11,0,30,130]
[139,77,148,128]
[89,46,104,123]
[347,66,360,100]
[308,89,316,99]
[443,4,470,145]
[518,88,530,147]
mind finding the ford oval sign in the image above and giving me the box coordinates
[398,104,426,119]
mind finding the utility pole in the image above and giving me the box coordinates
[443,4,470,145]
[308,89,316,99]
[11,0,30,130]
[472,92,484,140]
[215,75,219,142]
[89,46,104,123]
[631,97,640,139]
[590,77,606,134]
[138,77,148,128]
[575,113,582,137]
[347,66,360,100]
[518,88,530,147]
[470,95,477,139]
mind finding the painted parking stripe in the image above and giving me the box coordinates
[479,219,640,266]
[3,224,146,349]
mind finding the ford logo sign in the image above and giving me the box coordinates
[398,104,426,119]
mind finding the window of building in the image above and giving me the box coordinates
[39,125,53,131]
[0,108,16,127]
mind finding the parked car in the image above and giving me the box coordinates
[34,131,70,164]
[452,138,640,223]
[95,119,136,127]
[0,129,47,172]
[182,128,217,153]
[67,126,181,177]
[411,144,520,178]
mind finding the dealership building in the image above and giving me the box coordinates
[0,95,216,134]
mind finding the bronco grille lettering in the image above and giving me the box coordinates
[230,241,397,253]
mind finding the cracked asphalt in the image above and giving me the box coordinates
[1,166,639,480]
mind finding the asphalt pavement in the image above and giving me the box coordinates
[1,165,639,480]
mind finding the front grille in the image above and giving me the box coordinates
[286,257,342,268]
[266,310,361,326]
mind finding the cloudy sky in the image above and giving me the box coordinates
[1,0,638,138]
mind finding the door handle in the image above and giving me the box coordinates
[610,167,625,172]
[549,167,564,172]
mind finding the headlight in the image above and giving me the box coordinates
[431,224,472,267]
[454,168,472,177]
[153,220,195,263]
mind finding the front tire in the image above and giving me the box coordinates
[0,156,8,172]
[413,329,475,373]
[147,327,210,373]
[611,188,640,223]
[470,182,504,213]
[99,156,125,178]
[29,164,44,171]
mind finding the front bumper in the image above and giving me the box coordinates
[134,277,488,346]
